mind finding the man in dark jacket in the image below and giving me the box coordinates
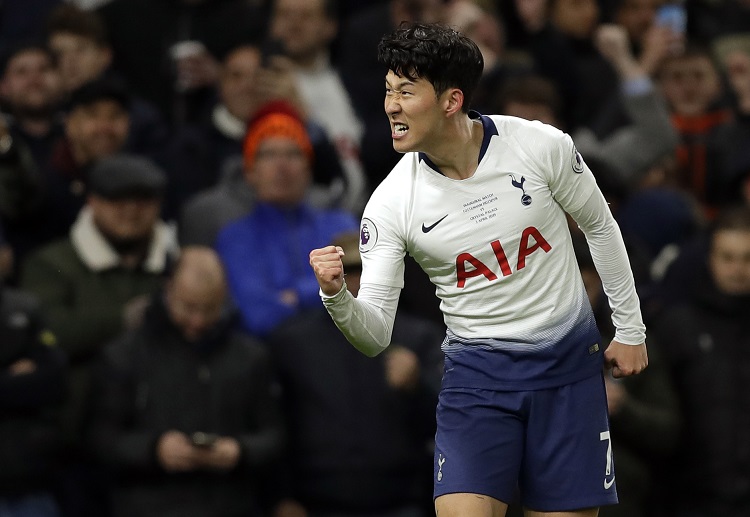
[88,246,285,517]
[268,231,444,517]
[21,153,178,448]
[0,282,66,516]
[652,205,750,516]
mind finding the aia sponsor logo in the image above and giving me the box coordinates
[455,226,551,287]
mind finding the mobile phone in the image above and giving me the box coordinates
[191,432,218,448]
[655,4,687,35]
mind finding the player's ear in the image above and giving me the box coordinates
[444,88,464,117]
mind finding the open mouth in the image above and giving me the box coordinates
[393,123,409,137]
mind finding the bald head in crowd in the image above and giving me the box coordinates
[166,246,228,342]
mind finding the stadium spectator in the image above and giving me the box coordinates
[657,44,733,217]
[494,24,678,195]
[267,0,368,212]
[0,283,66,517]
[0,76,131,275]
[655,75,750,306]
[702,36,750,209]
[215,100,357,337]
[176,47,349,244]
[0,43,65,280]
[652,205,750,516]
[88,246,284,517]
[45,4,169,156]
[0,42,63,170]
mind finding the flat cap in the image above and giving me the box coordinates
[88,154,167,199]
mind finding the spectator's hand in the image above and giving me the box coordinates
[273,499,308,517]
[604,375,628,415]
[309,245,346,296]
[156,430,199,472]
[385,345,420,391]
[171,41,220,92]
[604,341,648,378]
[595,24,643,80]
[254,56,306,115]
[122,294,152,330]
[8,358,36,376]
[639,25,683,76]
[725,50,750,114]
[514,0,548,33]
[194,436,241,471]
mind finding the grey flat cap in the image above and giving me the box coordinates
[88,154,167,199]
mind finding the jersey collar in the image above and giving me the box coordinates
[419,111,497,175]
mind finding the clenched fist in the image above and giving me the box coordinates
[309,245,347,296]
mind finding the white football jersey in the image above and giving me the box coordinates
[358,114,616,388]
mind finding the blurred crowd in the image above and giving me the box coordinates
[0,1,749,517]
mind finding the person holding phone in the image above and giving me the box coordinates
[613,0,686,76]
[88,247,285,517]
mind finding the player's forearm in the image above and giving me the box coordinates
[321,282,399,356]
[570,191,646,344]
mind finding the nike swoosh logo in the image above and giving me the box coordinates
[604,476,615,489]
[422,214,449,233]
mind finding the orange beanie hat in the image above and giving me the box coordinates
[242,101,313,168]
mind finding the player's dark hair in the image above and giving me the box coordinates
[377,22,484,112]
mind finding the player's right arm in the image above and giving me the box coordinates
[311,159,411,357]
[309,245,401,358]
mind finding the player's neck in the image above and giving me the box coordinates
[424,115,483,180]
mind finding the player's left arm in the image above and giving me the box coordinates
[534,130,647,377]
[567,189,648,377]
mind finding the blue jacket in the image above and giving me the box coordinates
[216,202,357,337]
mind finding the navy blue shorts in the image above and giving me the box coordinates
[433,373,618,512]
